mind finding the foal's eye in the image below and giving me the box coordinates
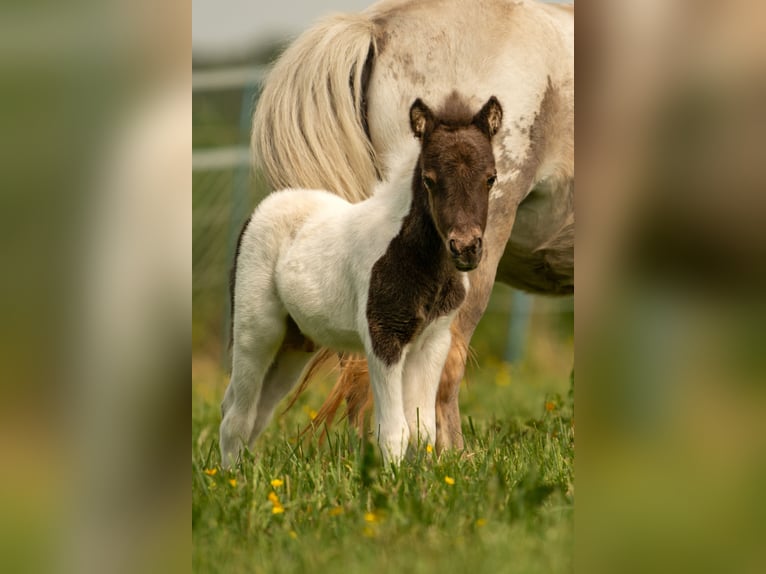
[422,175,436,191]
[487,174,497,189]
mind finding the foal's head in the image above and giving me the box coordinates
[410,95,503,271]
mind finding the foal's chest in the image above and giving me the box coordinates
[366,255,466,366]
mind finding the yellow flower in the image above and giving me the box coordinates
[270,479,284,488]
[363,526,375,538]
[545,401,556,412]
[475,518,487,527]
[329,506,344,516]
[426,444,433,454]
[289,530,298,539]
[364,512,378,523]
[228,479,237,487]
[444,476,455,485]
[268,491,285,514]
[203,468,217,476]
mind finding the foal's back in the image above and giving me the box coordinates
[272,166,414,352]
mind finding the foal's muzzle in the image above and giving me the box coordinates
[448,232,483,271]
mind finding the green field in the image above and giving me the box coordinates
[192,61,573,574]
[192,144,575,570]
[192,335,574,573]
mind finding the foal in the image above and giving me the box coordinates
[221,94,502,465]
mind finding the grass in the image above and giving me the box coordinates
[193,77,574,573]
[192,352,574,574]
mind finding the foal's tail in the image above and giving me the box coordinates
[252,13,381,202]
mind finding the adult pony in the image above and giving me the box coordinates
[252,0,574,451]
[222,95,503,465]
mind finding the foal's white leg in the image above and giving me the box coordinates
[366,352,409,465]
[220,302,286,467]
[402,317,453,449]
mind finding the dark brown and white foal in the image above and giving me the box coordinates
[222,94,502,465]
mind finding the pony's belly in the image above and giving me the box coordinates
[277,263,365,353]
[299,319,364,353]
[284,303,364,353]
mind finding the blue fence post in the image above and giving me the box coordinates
[504,290,532,364]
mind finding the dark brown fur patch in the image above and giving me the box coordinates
[366,175,467,365]
[366,94,498,365]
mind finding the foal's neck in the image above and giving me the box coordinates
[396,170,451,271]
[365,160,466,366]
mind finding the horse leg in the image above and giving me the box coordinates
[402,316,453,449]
[435,202,522,452]
[435,311,488,453]
[366,352,409,465]
[219,299,287,467]
[248,319,318,441]
[435,267,505,452]
[434,321,470,452]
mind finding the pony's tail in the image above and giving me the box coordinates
[286,350,373,441]
[287,324,472,442]
[253,13,380,202]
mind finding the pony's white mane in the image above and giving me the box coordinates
[252,14,379,202]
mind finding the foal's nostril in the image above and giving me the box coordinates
[475,237,483,251]
[449,239,459,256]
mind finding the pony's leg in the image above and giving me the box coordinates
[249,323,318,441]
[435,207,521,452]
[366,352,409,465]
[435,322,471,452]
[220,303,287,467]
[402,317,453,449]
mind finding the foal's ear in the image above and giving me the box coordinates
[410,99,434,139]
[473,96,503,138]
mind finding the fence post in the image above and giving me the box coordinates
[221,82,260,368]
[504,290,532,364]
